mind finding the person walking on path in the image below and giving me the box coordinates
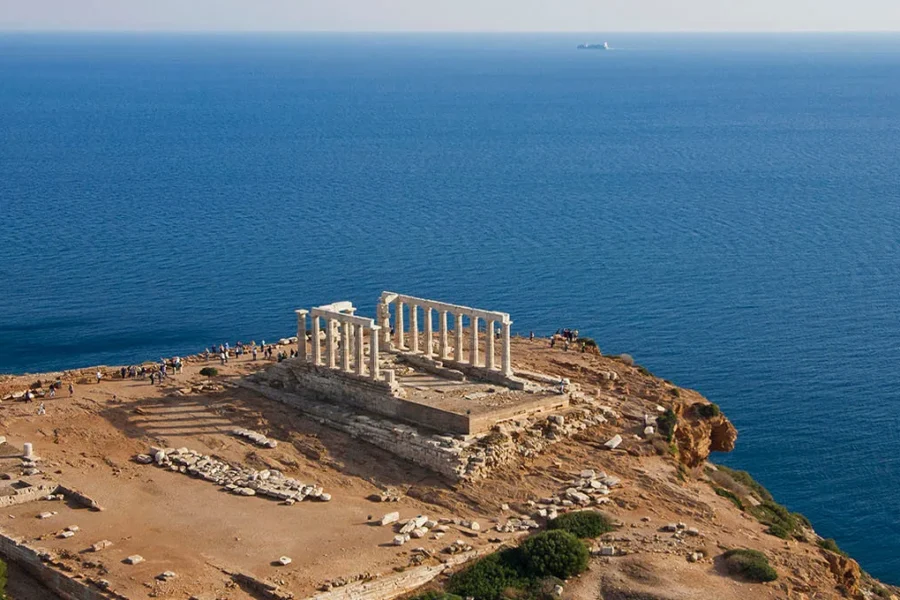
[68,382,74,396]
[96,370,102,384]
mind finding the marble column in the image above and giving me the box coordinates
[423,307,433,358]
[312,316,322,365]
[501,321,512,376]
[410,304,419,353]
[469,316,479,366]
[326,318,336,368]
[381,302,392,348]
[395,301,405,350]
[341,321,351,372]
[370,328,380,380]
[486,319,496,369]
[454,313,464,362]
[355,325,366,376]
[296,310,308,361]
[439,310,449,359]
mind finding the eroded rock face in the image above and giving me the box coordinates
[823,550,863,599]
[673,402,738,468]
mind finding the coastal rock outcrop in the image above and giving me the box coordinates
[673,401,738,468]
[822,550,863,599]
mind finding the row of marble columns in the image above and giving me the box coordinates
[296,310,381,381]
[383,300,512,377]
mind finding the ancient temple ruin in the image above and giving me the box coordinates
[244,291,581,479]
[256,292,565,435]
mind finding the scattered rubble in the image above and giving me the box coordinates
[232,428,278,449]
[137,447,329,503]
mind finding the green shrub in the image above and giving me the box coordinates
[548,511,614,539]
[199,367,219,378]
[657,409,678,442]
[714,487,744,511]
[619,354,634,366]
[714,465,774,502]
[749,501,806,540]
[697,403,720,418]
[580,337,598,349]
[525,576,565,600]
[669,387,681,397]
[410,592,463,600]
[817,538,848,557]
[520,531,589,580]
[29,380,43,390]
[722,549,778,582]
[0,557,7,598]
[447,549,524,600]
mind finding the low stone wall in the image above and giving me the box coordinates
[305,551,478,600]
[239,380,472,479]
[468,395,569,433]
[263,361,472,434]
[0,530,127,600]
[0,480,59,509]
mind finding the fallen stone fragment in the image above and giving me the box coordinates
[59,531,75,539]
[156,571,177,581]
[91,540,113,552]
[278,556,292,566]
[124,555,144,565]
[37,512,54,520]
[380,512,400,526]
[393,534,408,546]
[134,454,153,465]
[604,435,622,450]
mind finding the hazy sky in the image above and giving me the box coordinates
[2,0,899,32]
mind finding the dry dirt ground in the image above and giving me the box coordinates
[0,339,893,600]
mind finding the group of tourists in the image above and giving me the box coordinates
[549,328,580,351]
[202,340,288,365]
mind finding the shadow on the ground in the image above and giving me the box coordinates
[95,371,446,490]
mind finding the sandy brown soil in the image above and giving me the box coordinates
[0,340,895,600]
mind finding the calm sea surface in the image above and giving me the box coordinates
[2,32,899,582]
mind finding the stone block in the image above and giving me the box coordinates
[125,555,144,565]
[379,512,400,526]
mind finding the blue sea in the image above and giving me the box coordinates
[2,32,899,582]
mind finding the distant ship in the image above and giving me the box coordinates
[577,42,609,50]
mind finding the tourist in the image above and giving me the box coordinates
[564,340,570,352]
[96,370,102,384]
[24,389,32,403]
[550,337,555,348]
[49,386,55,398]
[68,382,74,396]
[149,372,155,385]
[529,331,535,341]
[558,378,566,394]
[37,403,45,416]
[252,347,258,361]
[120,366,127,379]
